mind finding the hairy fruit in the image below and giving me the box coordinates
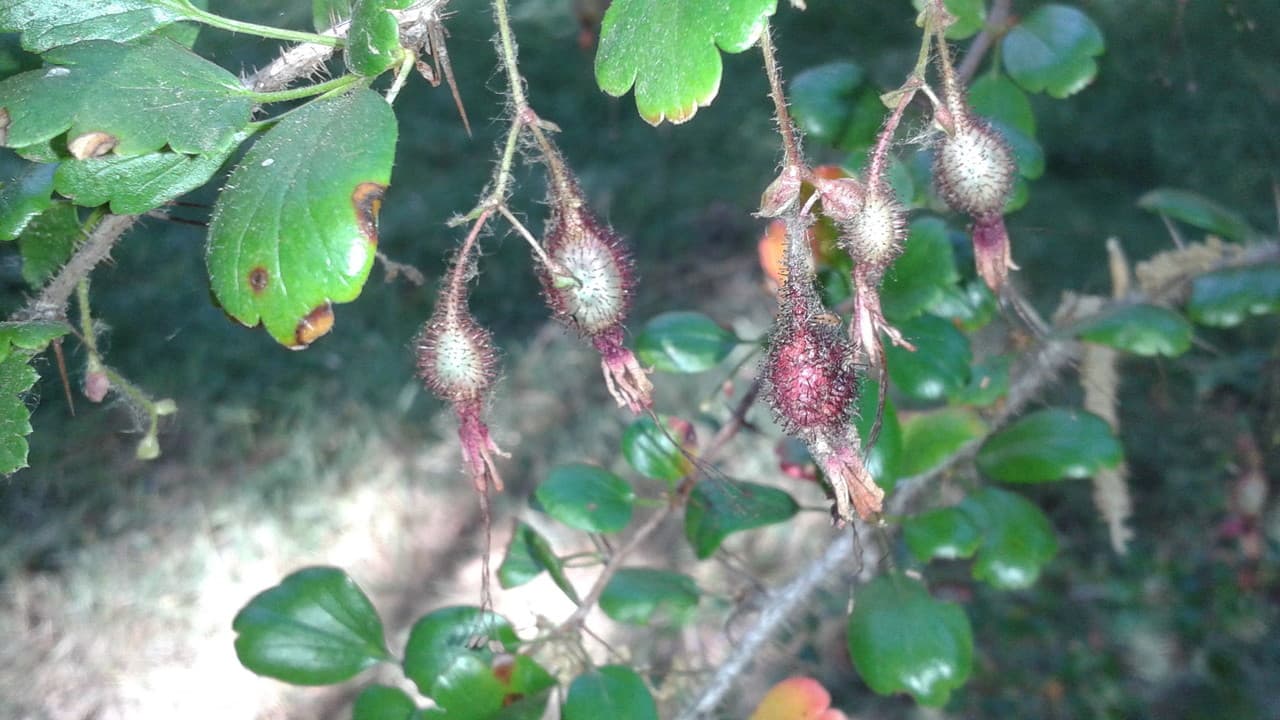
[933,117,1015,219]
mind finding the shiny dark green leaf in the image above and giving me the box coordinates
[789,61,865,147]
[498,523,579,604]
[0,37,252,157]
[1186,265,1280,327]
[928,279,997,332]
[0,161,55,240]
[535,463,635,533]
[599,568,699,626]
[958,488,1058,589]
[847,574,973,706]
[904,505,982,562]
[853,378,903,490]
[621,415,692,484]
[881,217,959,322]
[684,479,798,559]
[951,354,1010,407]
[977,408,1123,483]
[563,666,658,720]
[843,148,914,208]
[1002,4,1105,98]
[353,685,421,720]
[232,566,390,685]
[886,314,972,402]
[1073,303,1193,357]
[634,311,736,373]
[430,654,555,720]
[595,0,777,125]
[0,319,71,362]
[899,407,986,477]
[401,606,518,698]
[1137,188,1256,241]
[207,88,395,348]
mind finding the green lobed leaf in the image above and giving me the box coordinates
[853,377,904,491]
[684,479,798,559]
[54,136,242,214]
[634,311,736,373]
[1002,4,1105,98]
[1137,188,1256,242]
[0,350,40,474]
[951,354,1011,407]
[599,568,699,626]
[535,463,635,533]
[0,161,55,240]
[594,0,777,125]
[976,408,1122,483]
[156,0,207,49]
[563,666,658,720]
[789,61,865,147]
[346,0,404,76]
[881,217,959,322]
[847,574,973,707]
[207,88,396,348]
[1073,303,1193,357]
[232,566,390,685]
[904,505,982,562]
[353,685,422,720]
[0,37,253,157]
[621,415,693,484]
[401,606,519,698]
[1186,266,1280,327]
[886,314,972,402]
[0,319,71,362]
[16,203,80,287]
[914,0,986,40]
[0,0,192,53]
[898,407,986,478]
[958,487,1058,590]
[430,654,555,720]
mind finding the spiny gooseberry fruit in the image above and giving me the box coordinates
[933,117,1015,219]
[835,185,907,273]
[933,116,1018,291]
[761,278,884,523]
[416,261,507,494]
[538,167,652,413]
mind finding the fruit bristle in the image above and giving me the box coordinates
[933,115,1016,219]
[838,187,907,271]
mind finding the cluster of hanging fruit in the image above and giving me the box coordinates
[758,13,1016,525]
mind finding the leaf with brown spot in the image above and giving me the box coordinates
[207,89,397,348]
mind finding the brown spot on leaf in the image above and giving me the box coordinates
[0,109,9,146]
[491,654,516,684]
[352,182,386,245]
[294,303,335,347]
[501,693,525,707]
[68,131,117,159]
[247,266,269,294]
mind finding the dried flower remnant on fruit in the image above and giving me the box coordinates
[537,153,652,413]
[416,249,508,495]
[762,277,883,523]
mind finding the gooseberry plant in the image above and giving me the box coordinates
[1,0,1279,717]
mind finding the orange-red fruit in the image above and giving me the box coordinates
[933,117,1016,218]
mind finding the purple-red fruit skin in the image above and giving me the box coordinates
[763,285,859,440]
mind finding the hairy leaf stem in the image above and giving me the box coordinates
[170,0,342,47]
[759,24,802,171]
[241,73,364,104]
